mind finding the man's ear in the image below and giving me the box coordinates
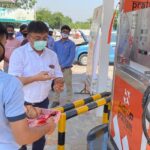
[27,34,31,41]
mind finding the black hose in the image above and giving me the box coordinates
[142,95,150,145]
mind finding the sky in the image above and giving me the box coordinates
[36,0,103,22]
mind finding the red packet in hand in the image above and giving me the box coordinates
[28,109,61,127]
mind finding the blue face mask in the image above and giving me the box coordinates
[34,41,47,51]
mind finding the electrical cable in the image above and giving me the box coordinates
[142,86,150,145]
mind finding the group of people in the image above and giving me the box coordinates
[0,20,76,150]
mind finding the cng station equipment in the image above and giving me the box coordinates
[108,1,150,149]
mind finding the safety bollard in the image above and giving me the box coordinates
[57,97,111,150]
[102,102,111,124]
[58,113,67,150]
[55,92,111,113]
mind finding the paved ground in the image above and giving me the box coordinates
[0,62,114,150]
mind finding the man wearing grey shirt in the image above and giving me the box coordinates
[9,21,64,150]
[0,23,56,150]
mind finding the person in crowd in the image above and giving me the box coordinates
[47,28,55,50]
[20,26,55,47]
[3,24,20,72]
[16,24,28,42]
[49,28,53,36]
[20,36,29,46]
[0,23,56,150]
[52,25,76,107]
[9,21,64,150]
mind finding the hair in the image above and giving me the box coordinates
[0,23,7,42]
[61,25,71,32]
[27,21,49,33]
[20,24,28,31]
[0,23,7,61]
[6,24,14,30]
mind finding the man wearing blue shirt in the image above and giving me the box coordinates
[47,28,55,50]
[52,25,76,107]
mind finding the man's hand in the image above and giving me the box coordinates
[18,71,53,85]
[46,117,56,135]
[25,105,42,119]
[34,71,52,81]
[53,77,64,93]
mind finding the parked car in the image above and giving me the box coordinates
[74,30,117,66]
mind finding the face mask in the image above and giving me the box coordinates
[7,32,14,37]
[0,43,5,62]
[22,33,28,38]
[61,33,69,39]
[34,41,47,51]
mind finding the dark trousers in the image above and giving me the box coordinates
[32,98,49,150]
[20,98,49,150]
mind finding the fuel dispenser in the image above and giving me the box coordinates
[109,6,150,150]
[87,3,150,150]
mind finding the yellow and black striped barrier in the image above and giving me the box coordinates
[57,96,111,150]
[102,102,111,124]
[55,92,111,113]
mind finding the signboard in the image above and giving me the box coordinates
[110,75,145,150]
[0,0,16,2]
[0,7,35,22]
[122,0,150,12]
[86,6,102,94]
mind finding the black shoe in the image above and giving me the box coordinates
[51,101,60,108]
[19,145,27,150]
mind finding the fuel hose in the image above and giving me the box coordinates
[142,86,150,145]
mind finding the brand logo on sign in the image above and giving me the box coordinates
[123,89,131,105]
[132,1,150,10]
[123,0,150,12]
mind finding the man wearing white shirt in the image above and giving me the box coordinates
[9,21,64,150]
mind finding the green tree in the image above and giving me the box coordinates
[113,10,119,30]
[52,12,64,29]
[0,0,36,9]
[36,8,91,29]
[62,16,73,27]
[36,9,73,29]
[36,9,52,25]
[73,19,91,29]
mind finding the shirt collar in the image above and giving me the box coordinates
[27,43,34,52]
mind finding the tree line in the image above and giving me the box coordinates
[36,9,91,29]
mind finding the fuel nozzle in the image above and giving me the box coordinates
[146,102,150,122]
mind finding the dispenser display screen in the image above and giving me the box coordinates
[117,8,150,69]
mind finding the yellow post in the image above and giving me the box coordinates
[58,113,66,150]
[102,103,110,124]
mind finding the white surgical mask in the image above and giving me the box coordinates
[61,33,69,39]
[34,41,47,51]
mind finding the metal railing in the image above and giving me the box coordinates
[57,96,111,150]
[55,92,111,113]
